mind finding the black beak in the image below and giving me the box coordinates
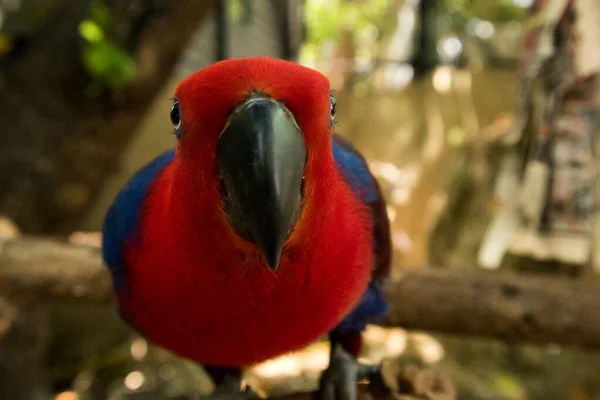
[217,95,306,271]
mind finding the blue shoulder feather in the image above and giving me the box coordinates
[330,134,392,336]
[332,137,377,204]
[102,149,175,290]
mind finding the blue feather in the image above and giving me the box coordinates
[332,139,377,204]
[330,282,390,337]
[331,135,391,335]
[102,149,175,290]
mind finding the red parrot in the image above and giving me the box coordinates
[102,57,391,399]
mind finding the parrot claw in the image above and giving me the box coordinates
[318,345,379,400]
[197,374,260,400]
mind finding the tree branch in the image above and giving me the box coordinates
[380,268,600,350]
[1,236,600,351]
[0,236,112,304]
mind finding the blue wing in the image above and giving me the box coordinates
[102,149,175,291]
[330,134,392,337]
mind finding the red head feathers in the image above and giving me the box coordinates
[170,57,342,271]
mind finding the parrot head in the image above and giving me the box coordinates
[171,57,336,272]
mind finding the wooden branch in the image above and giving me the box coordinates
[380,268,600,350]
[1,235,600,352]
[0,236,112,304]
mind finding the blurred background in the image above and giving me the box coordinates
[1,0,600,399]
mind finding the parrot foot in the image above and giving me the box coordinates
[318,345,379,400]
[197,374,260,400]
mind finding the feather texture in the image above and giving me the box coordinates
[331,134,391,336]
[101,57,391,367]
[102,149,175,290]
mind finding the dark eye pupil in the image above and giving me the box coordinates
[170,101,181,126]
[330,97,337,116]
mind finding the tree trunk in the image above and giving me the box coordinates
[0,0,215,234]
[410,0,439,77]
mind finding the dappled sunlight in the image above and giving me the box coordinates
[386,205,397,222]
[130,338,149,361]
[411,334,445,364]
[432,66,454,93]
[252,353,308,379]
[124,370,146,391]
[245,326,445,396]
[55,392,79,400]
[392,230,414,254]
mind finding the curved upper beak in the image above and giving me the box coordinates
[216,94,306,271]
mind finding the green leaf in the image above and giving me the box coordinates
[81,42,136,89]
[228,0,243,21]
[304,0,396,45]
[78,20,105,43]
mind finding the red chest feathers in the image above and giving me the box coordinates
[118,172,373,367]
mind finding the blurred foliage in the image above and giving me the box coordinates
[78,0,136,93]
[227,0,251,23]
[303,0,527,47]
[301,0,527,71]
[303,0,396,45]
[442,0,528,31]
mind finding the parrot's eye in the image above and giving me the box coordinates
[330,94,337,118]
[329,93,337,127]
[170,99,182,136]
